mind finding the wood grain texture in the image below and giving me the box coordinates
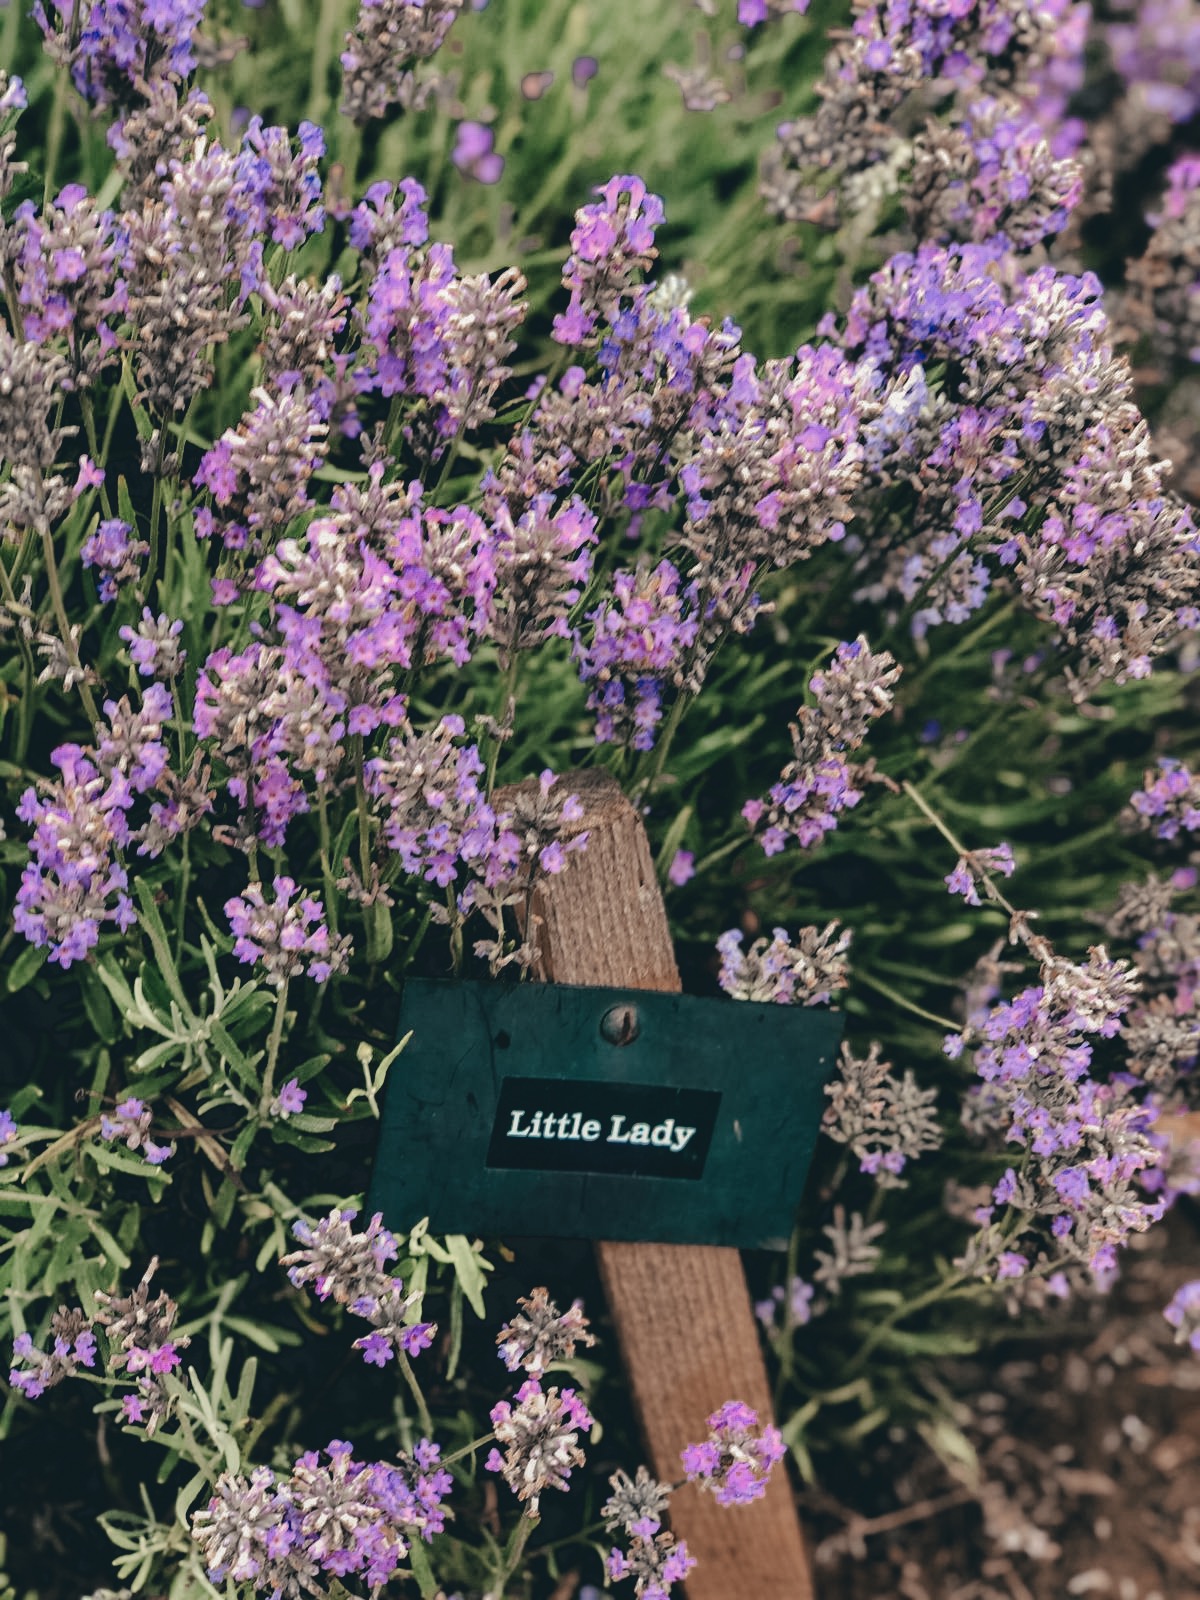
[506,770,814,1600]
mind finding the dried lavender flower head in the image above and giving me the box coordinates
[601,1465,672,1536]
[823,1040,942,1186]
[495,1286,597,1377]
[486,1379,594,1517]
[717,922,851,1005]
[340,0,464,125]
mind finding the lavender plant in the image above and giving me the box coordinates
[3,0,1200,1594]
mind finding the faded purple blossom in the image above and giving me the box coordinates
[742,639,899,856]
[340,0,464,124]
[717,923,851,1006]
[191,1439,452,1588]
[281,1209,436,1368]
[487,1379,594,1517]
[9,1307,97,1399]
[823,1041,942,1187]
[495,1287,596,1378]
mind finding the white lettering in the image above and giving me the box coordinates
[581,1118,601,1142]
[670,1125,696,1153]
[508,1109,531,1137]
[608,1114,630,1143]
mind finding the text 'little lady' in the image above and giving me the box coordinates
[505,1108,697,1154]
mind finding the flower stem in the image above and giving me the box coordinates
[395,1347,435,1440]
[0,553,36,765]
[632,689,690,804]
[900,779,1020,919]
[854,967,961,1033]
[490,1511,539,1600]
[847,1273,972,1372]
[259,980,290,1114]
[440,1431,495,1469]
[39,513,99,727]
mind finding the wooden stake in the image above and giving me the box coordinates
[513,770,815,1600]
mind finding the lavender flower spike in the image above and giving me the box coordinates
[680,1399,785,1506]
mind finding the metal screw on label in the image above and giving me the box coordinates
[600,1003,640,1046]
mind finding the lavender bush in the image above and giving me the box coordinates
[2,0,1200,1594]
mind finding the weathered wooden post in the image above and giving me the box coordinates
[518,771,814,1600]
[372,770,842,1596]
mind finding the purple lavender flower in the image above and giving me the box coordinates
[225,877,351,987]
[192,1438,452,1587]
[680,1400,785,1507]
[944,843,1016,906]
[754,1277,815,1331]
[232,118,326,249]
[34,0,205,108]
[738,0,809,24]
[9,1308,97,1399]
[1164,1281,1200,1353]
[13,183,125,379]
[193,384,328,551]
[667,850,694,887]
[1130,761,1200,841]
[81,518,149,603]
[452,120,503,184]
[607,1529,695,1598]
[1108,1,1200,127]
[119,610,186,679]
[957,944,1165,1280]
[552,175,666,347]
[100,1095,174,1165]
[15,735,148,967]
[574,561,699,751]
[742,639,899,856]
[0,1109,17,1166]
[270,1079,307,1119]
[281,1209,436,1367]
[361,232,526,444]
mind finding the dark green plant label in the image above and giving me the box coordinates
[368,978,844,1248]
[487,1077,720,1179]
